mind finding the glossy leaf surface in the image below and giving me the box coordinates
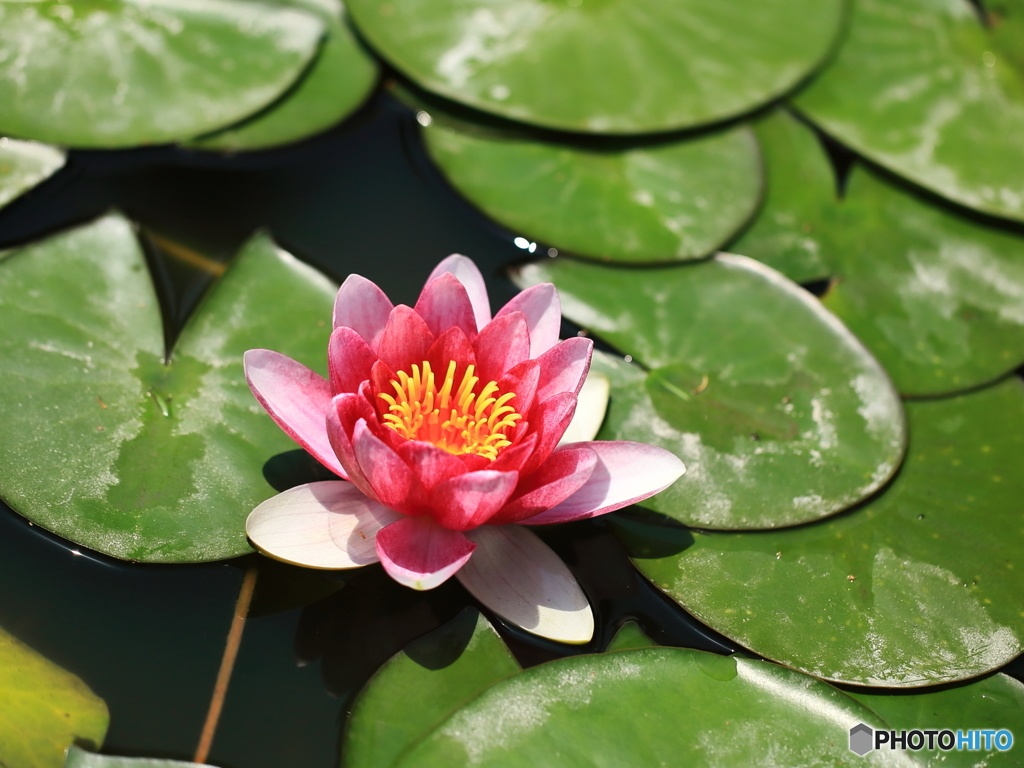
[0,628,108,768]
[0,138,64,210]
[0,214,336,562]
[344,608,521,768]
[190,0,378,152]
[423,119,761,263]
[0,0,324,148]
[515,258,906,529]
[347,0,844,133]
[395,649,911,768]
[794,0,1024,221]
[629,378,1024,686]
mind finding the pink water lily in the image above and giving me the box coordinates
[244,255,684,643]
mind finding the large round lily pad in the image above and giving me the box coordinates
[190,0,379,152]
[0,627,108,768]
[0,0,325,148]
[0,138,64,211]
[393,648,912,768]
[793,0,1024,222]
[422,115,762,263]
[514,257,906,529]
[347,0,845,133]
[625,377,1024,686]
[0,214,337,562]
[821,164,1024,397]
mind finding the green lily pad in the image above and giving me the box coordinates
[0,138,64,211]
[627,377,1024,686]
[422,114,762,263]
[515,258,906,529]
[0,0,325,148]
[343,608,521,768]
[821,164,1024,397]
[347,0,845,133]
[605,621,656,652]
[793,0,1024,222]
[728,109,839,284]
[0,213,337,562]
[849,673,1024,766]
[394,648,913,768]
[189,0,378,152]
[0,627,108,768]
[65,747,202,768]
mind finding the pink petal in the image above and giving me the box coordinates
[496,360,540,418]
[425,326,476,376]
[557,371,610,446]
[244,349,347,479]
[327,395,379,501]
[246,481,402,568]
[333,274,394,351]
[488,446,597,525]
[428,255,491,331]
[377,305,435,374]
[495,283,561,358]
[519,392,577,476]
[456,525,593,644]
[353,419,428,515]
[415,271,478,339]
[397,440,468,490]
[473,311,531,384]
[328,326,378,394]
[376,516,477,590]
[490,432,538,473]
[535,337,593,401]
[524,442,686,525]
[427,470,520,530]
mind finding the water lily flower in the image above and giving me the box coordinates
[243,255,684,643]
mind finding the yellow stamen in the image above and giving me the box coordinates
[378,360,522,460]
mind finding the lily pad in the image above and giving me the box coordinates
[821,164,1024,397]
[627,377,1024,686]
[0,138,65,211]
[605,621,656,652]
[728,109,839,284]
[346,0,845,133]
[514,257,906,529]
[0,0,325,148]
[0,627,108,768]
[65,747,202,768]
[793,0,1024,222]
[422,115,762,263]
[343,608,521,768]
[190,0,378,152]
[0,213,337,562]
[393,648,913,768]
[849,673,1024,766]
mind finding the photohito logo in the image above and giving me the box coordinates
[848,723,1014,755]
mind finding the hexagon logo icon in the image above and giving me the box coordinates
[849,723,874,756]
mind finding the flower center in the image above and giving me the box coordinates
[378,360,522,461]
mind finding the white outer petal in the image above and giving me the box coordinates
[557,371,610,446]
[246,481,403,569]
[457,525,594,644]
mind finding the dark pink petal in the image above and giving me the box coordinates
[370,360,398,420]
[244,349,346,479]
[333,274,394,351]
[327,396,379,501]
[496,360,540,418]
[458,453,492,472]
[490,432,538,473]
[428,470,520,530]
[535,337,593,401]
[519,392,577,476]
[473,311,530,384]
[398,441,468,490]
[378,305,435,374]
[352,419,428,515]
[523,442,686,525]
[428,255,491,331]
[456,525,592,643]
[415,272,478,339]
[425,326,476,376]
[495,283,561,358]
[376,516,476,590]
[328,326,378,395]
[488,446,597,525]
